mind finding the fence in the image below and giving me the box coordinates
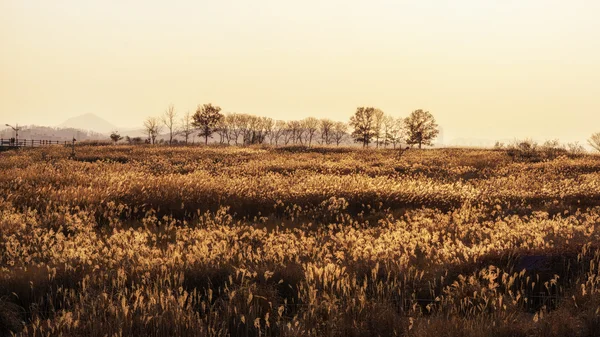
[0,139,73,148]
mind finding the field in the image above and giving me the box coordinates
[2,145,600,336]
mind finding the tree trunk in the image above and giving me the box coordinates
[205,135,208,145]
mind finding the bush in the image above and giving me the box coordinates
[507,139,571,162]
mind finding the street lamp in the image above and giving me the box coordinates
[5,123,21,146]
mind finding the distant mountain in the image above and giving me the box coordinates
[59,113,118,134]
[0,125,107,142]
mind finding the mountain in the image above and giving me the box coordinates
[0,125,107,142]
[59,113,118,134]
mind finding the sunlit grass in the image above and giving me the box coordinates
[1,145,600,336]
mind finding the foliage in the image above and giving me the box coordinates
[349,106,377,147]
[109,131,122,145]
[125,136,144,145]
[192,103,224,145]
[404,109,439,149]
[506,139,586,162]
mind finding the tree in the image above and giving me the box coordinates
[215,116,230,144]
[109,131,122,145]
[302,117,319,147]
[143,117,162,145]
[269,120,287,146]
[245,115,270,145]
[349,106,377,147]
[319,119,335,145]
[226,113,244,145]
[125,136,144,145]
[403,109,439,149]
[381,115,394,148]
[332,121,348,146]
[385,117,404,148]
[282,121,295,145]
[373,109,385,148]
[179,111,195,145]
[192,103,223,145]
[233,114,251,145]
[259,117,274,144]
[161,104,178,145]
[288,120,303,145]
[588,132,600,153]
[567,142,586,155]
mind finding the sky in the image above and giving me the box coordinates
[1,0,600,143]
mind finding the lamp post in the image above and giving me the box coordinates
[5,124,21,146]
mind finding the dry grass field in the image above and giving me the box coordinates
[2,145,600,336]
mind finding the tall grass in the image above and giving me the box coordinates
[1,146,600,336]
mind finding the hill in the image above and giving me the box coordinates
[0,125,107,142]
[58,113,118,134]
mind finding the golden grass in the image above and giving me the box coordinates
[1,145,600,336]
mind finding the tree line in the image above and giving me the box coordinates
[112,104,440,148]
[110,105,600,153]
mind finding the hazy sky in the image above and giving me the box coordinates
[1,0,600,143]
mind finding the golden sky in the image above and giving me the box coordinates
[1,0,599,143]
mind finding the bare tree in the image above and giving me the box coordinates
[302,117,319,147]
[288,120,303,145]
[179,111,195,145]
[349,106,376,147]
[161,104,178,145]
[319,119,335,145]
[192,103,223,145]
[373,109,385,148]
[226,113,244,145]
[381,115,394,148]
[589,132,600,153]
[332,121,348,146]
[282,121,295,145]
[567,142,586,154]
[388,117,405,149]
[238,114,254,145]
[269,120,287,146]
[260,117,274,144]
[143,117,162,145]
[215,116,230,144]
[247,115,263,144]
[404,109,439,149]
[238,116,273,145]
